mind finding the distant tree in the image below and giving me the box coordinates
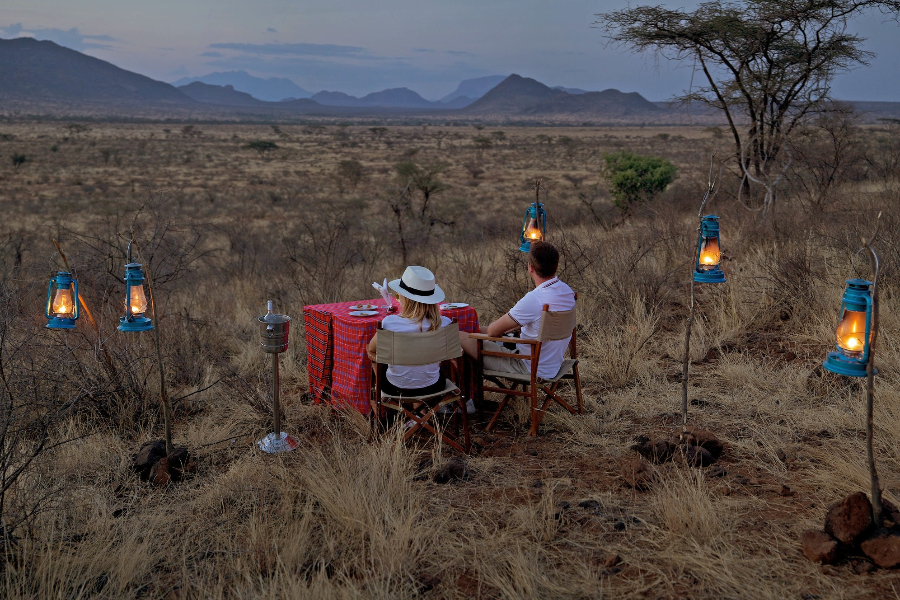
[332,159,366,195]
[433,130,448,150]
[369,126,388,140]
[463,161,485,179]
[65,123,90,137]
[598,0,900,211]
[473,124,486,131]
[394,161,449,216]
[181,125,202,138]
[245,140,279,158]
[602,151,677,211]
[11,153,27,172]
[473,136,493,158]
[491,131,507,143]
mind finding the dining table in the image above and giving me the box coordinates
[303,298,480,414]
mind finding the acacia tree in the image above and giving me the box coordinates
[598,0,900,211]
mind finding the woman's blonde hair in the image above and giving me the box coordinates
[398,295,442,331]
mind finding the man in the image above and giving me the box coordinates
[460,241,575,379]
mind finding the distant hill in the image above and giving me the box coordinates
[313,87,438,109]
[172,70,312,101]
[464,74,567,113]
[440,75,508,104]
[553,86,590,95]
[464,74,663,119]
[177,82,268,106]
[0,37,192,106]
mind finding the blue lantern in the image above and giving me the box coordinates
[823,278,875,377]
[45,271,80,329]
[519,201,547,252]
[693,215,726,283]
[118,262,153,332]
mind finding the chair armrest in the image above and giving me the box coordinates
[468,333,538,345]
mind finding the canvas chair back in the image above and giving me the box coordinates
[376,322,462,366]
[537,306,577,342]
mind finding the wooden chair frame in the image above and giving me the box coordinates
[470,300,583,436]
[370,321,470,454]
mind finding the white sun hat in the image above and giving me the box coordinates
[388,266,445,305]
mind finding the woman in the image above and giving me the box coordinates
[366,265,451,397]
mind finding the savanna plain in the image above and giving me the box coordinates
[1,118,900,599]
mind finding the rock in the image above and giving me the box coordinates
[673,444,716,468]
[132,440,166,480]
[630,436,674,464]
[433,459,469,484]
[621,457,655,490]
[860,528,900,568]
[681,426,724,458]
[882,499,900,527]
[166,447,191,481]
[149,457,170,486]
[613,520,626,531]
[824,492,872,545]
[601,553,621,568]
[779,485,795,497]
[800,530,838,564]
[578,499,600,510]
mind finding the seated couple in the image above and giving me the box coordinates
[366,241,575,400]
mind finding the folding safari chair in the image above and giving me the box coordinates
[371,321,470,454]
[469,298,583,436]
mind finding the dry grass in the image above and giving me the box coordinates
[0,120,899,598]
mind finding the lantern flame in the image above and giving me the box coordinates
[836,308,867,355]
[698,236,721,270]
[127,284,148,315]
[51,288,74,317]
[524,218,543,242]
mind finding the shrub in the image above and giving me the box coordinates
[601,151,677,211]
[245,140,278,158]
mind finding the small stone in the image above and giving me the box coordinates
[578,499,600,509]
[433,459,468,484]
[530,479,544,489]
[824,492,873,545]
[132,440,166,480]
[630,436,674,464]
[528,449,538,456]
[613,520,626,531]
[149,457,170,486]
[673,444,716,468]
[851,559,877,575]
[800,530,838,564]
[733,475,749,485]
[601,553,621,568]
[783,351,797,362]
[557,501,571,510]
[621,457,655,490]
[776,449,787,462]
[860,528,900,568]
[779,485,795,497]
[707,464,727,478]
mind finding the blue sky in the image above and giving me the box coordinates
[3,0,899,100]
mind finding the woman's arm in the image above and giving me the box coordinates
[366,332,378,362]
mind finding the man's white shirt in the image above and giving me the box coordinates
[508,277,576,379]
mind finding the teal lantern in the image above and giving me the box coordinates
[45,271,79,329]
[118,262,153,332]
[823,278,874,377]
[519,201,546,252]
[693,215,726,283]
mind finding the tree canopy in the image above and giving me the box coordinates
[602,151,678,211]
[598,0,900,210]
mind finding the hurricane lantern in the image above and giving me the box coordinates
[45,271,80,329]
[519,201,547,252]
[693,215,726,283]
[118,262,153,332]
[823,278,875,377]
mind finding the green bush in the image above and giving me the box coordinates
[602,151,677,211]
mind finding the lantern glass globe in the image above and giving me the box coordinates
[835,308,867,356]
[51,287,75,317]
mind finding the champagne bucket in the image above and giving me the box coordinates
[259,314,291,353]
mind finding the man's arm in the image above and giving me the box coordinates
[487,313,519,338]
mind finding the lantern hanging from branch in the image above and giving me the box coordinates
[823,278,874,377]
[118,262,153,332]
[519,178,547,252]
[45,271,80,329]
[693,215,726,283]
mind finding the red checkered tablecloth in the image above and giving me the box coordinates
[303,298,479,414]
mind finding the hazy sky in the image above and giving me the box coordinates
[3,0,899,100]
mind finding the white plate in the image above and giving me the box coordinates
[439,303,469,310]
[349,310,379,317]
[349,304,378,310]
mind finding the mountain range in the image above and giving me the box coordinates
[2,36,897,123]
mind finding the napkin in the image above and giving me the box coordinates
[373,278,392,308]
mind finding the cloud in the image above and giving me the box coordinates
[200,51,224,57]
[267,28,277,33]
[413,48,475,57]
[209,42,367,58]
[0,22,116,51]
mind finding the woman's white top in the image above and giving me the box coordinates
[381,314,452,389]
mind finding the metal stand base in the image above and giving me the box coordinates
[257,432,299,453]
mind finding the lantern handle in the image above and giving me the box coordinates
[847,212,882,281]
